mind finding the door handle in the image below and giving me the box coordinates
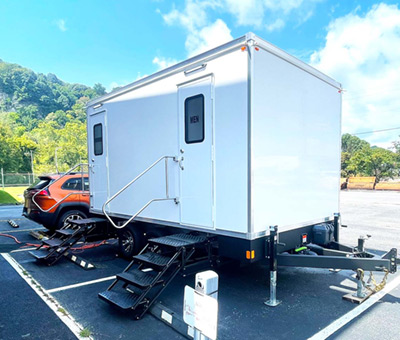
[179,157,184,170]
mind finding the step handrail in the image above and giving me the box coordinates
[32,163,89,213]
[102,155,178,229]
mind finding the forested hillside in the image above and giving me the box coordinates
[0,59,106,174]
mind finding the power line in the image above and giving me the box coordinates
[352,127,400,135]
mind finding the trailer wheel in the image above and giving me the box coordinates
[118,226,142,259]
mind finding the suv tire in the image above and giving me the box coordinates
[57,209,87,229]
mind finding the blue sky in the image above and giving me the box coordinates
[0,0,399,147]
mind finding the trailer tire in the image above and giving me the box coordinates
[118,226,143,259]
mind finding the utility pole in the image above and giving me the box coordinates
[1,168,4,190]
[55,147,60,174]
[30,150,34,180]
[24,151,34,183]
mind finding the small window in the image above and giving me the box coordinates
[185,94,204,144]
[83,177,89,191]
[94,123,103,156]
[61,177,89,191]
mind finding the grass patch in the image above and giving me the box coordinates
[57,307,67,315]
[0,190,19,204]
[0,186,27,204]
[79,328,91,338]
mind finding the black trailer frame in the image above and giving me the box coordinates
[261,213,399,304]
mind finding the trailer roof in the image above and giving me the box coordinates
[87,33,341,108]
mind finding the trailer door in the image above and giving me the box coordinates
[178,77,214,229]
[88,110,108,212]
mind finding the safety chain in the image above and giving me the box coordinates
[357,268,389,293]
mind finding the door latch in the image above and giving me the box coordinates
[173,156,184,170]
[179,157,184,170]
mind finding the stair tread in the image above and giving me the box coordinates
[133,252,172,267]
[71,217,107,226]
[117,270,159,288]
[55,229,75,236]
[149,234,207,248]
[29,249,50,259]
[42,238,64,247]
[98,290,141,309]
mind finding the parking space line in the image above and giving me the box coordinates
[1,227,45,233]
[0,218,25,222]
[1,252,87,339]
[47,276,116,293]
[308,274,400,340]
[11,247,36,253]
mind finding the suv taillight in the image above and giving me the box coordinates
[37,189,50,196]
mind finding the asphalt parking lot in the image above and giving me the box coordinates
[0,190,399,340]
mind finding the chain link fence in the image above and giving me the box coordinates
[0,169,36,189]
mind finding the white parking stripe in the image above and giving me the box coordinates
[11,247,36,253]
[308,274,400,340]
[1,253,88,340]
[47,276,116,293]
[1,227,44,233]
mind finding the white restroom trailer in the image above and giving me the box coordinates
[86,32,342,262]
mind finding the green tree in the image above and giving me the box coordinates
[347,145,398,181]
[0,122,36,172]
[342,133,369,155]
[341,134,369,177]
[28,120,87,173]
[93,83,106,96]
[392,137,400,156]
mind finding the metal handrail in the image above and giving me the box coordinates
[32,163,89,213]
[102,155,178,229]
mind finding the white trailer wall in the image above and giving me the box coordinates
[88,48,249,235]
[251,47,341,234]
[88,33,342,240]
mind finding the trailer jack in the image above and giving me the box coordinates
[265,226,281,307]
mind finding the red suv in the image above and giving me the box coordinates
[23,173,90,232]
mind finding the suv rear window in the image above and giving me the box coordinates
[29,178,52,190]
[61,177,89,191]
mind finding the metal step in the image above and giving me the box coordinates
[70,217,107,226]
[98,290,142,309]
[133,252,172,269]
[149,233,207,248]
[42,238,64,247]
[117,270,160,288]
[55,229,76,236]
[29,249,50,259]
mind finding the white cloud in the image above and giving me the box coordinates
[185,18,232,56]
[158,0,320,62]
[152,56,178,70]
[265,18,285,32]
[223,0,320,30]
[310,3,400,148]
[221,0,264,27]
[56,19,67,32]
[107,73,147,92]
[161,0,232,57]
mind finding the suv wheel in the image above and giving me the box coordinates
[58,210,87,229]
